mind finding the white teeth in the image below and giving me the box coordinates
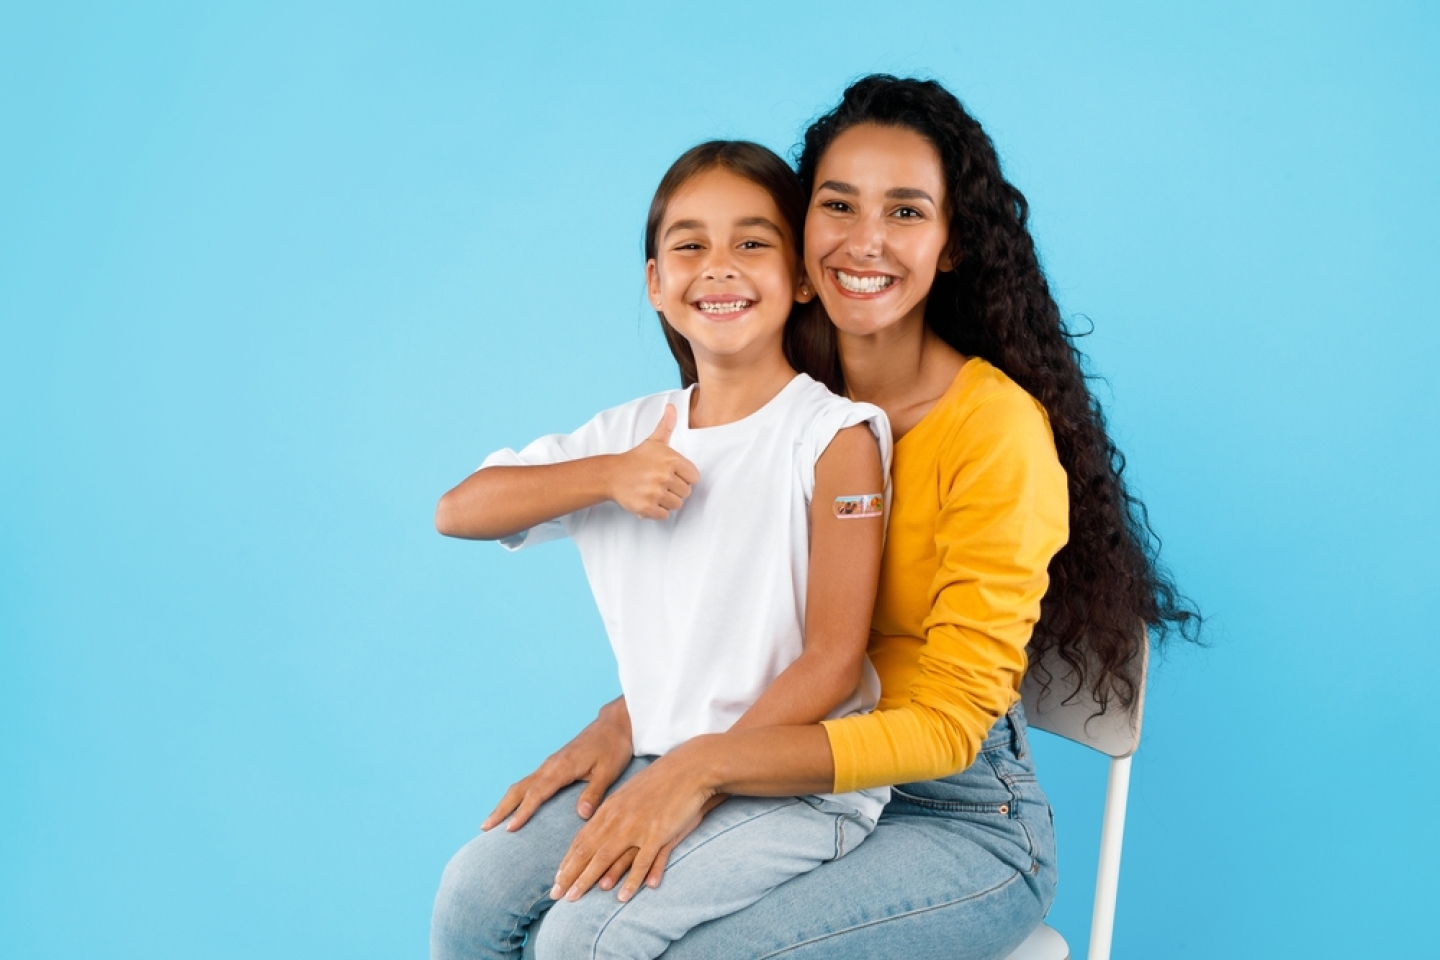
[835,271,896,294]
[696,299,753,315]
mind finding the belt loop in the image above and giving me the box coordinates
[1007,705,1026,759]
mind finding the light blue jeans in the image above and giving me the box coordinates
[431,758,876,960]
[656,705,1057,959]
[435,706,1053,960]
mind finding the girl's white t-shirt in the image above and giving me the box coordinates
[481,374,892,820]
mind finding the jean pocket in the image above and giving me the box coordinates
[889,785,1014,816]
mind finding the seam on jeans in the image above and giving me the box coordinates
[509,889,553,953]
[983,752,1025,818]
[1016,813,1039,871]
[983,749,1036,790]
[661,798,806,872]
[587,799,809,956]
[755,868,1027,959]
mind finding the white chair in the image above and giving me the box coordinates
[1003,633,1148,960]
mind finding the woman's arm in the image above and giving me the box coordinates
[821,389,1069,791]
[435,403,698,540]
[552,388,1069,900]
[549,725,832,902]
[728,424,884,731]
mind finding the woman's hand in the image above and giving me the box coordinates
[608,404,699,520]
[550,737,720,903]
[482,697,633,832]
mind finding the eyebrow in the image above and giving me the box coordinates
[816,180,936,204]
[663,216,786,240]
[663,218,705,239]
[886,187,935,203]
[735,216,785,236]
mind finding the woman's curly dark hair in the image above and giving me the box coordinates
[797,75,1200,711]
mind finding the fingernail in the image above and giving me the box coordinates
[578,802,593,818]
[617,889,631,902]
[549,884,562,899]
[599,879,612,890]
[566,885,580,901]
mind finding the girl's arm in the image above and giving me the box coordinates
[727,423,884,731]
[435,403,698,540]
[551,423,884,902]
[481,696,634,832]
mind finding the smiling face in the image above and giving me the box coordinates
[647,167,810,372]
[805,123,953,339]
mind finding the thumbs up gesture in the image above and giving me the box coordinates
[609,404,700,520]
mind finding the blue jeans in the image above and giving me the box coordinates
[656,704,1056,959]
[431,758,876,960]
[436,707,1053,960]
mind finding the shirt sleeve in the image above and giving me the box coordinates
[821,389,1070,792]
[797,397,894,502]
[477,405,633,551]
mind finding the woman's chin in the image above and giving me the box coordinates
[828,311,906,339]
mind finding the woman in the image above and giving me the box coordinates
[484,75,1196,959]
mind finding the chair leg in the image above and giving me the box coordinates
[1087,755,1131,960]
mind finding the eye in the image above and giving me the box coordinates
[672,241,704,252]
[738,240,770,251]
[820,199,853,214]
[893,206,923,220]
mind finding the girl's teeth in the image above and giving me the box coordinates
[836,271,896,294]
[697,300,752,315]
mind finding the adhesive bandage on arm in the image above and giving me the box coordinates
[833,494,884,519]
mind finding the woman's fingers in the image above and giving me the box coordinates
[643,833,684,890]
[597,848,637,891]
[617,842,661,902]
[565,842,634,901]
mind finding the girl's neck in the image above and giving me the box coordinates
[689,349,798,429]
[838,308,967,440]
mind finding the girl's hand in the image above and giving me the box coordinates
[482,698,634,832]
[608,404,699,520]
[551,739,718,903]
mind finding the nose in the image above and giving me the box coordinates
[847,211,884,260]
[702,250,738,281]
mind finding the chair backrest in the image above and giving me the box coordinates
[1019,628,1148,759]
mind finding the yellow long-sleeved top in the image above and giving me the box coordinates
[822,359,1070,794]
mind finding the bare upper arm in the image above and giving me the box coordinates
[804,423,885,662]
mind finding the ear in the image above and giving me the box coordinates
[938,244,960,273]
[646,259,663,310]
[794,268,816,304]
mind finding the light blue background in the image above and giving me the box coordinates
[3,2,1436,957]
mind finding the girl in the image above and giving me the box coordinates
[513,77,1199,959]
[430,141,893,960]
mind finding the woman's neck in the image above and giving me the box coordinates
[690,349,798,429]
[839,311,966,440]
